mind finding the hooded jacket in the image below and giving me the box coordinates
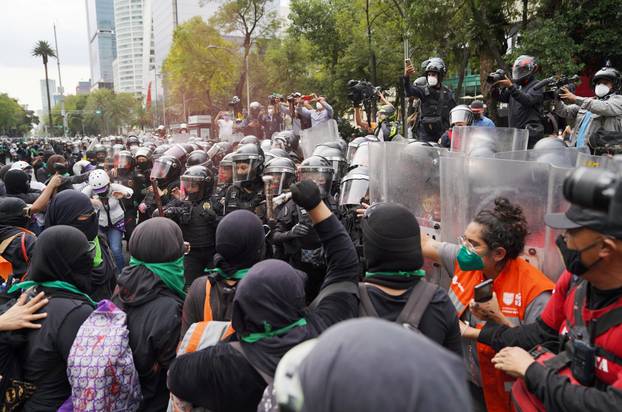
[168,214,359,412]
[19,226,95,411]
[45,189,117,301]
[112,218,185,412]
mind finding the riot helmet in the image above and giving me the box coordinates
[180,165,214,202]
[152,145,170,160]
[512,55,538,82]
[239,135,259,146]
[116,150,135,173]
[312,144,347,182]
[350,141,370,169]
[378,105,396,122]
[592,63,621,96]
[93,144,107,163]
[297,155,334,198]
[249,102,262,117]
[231,143,264,185]
[533,137,567,151]
[134,147,153,172]
[207,141,233,167]
[264,148,290,164]
[151,155,182,182]
[264,157,297,195]
[346,136,368,164]
[423,57,447,84]
[260,139,273,154]
[73,159,95,176]
[186,150,212,169]
[127,136,140,150]
[218,153,234,186]
[271,134,288,150]
[339,166,369,206]
[449,105,473,126]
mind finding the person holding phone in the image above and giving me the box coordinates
[296,94,334,128]
[420,197,554,412]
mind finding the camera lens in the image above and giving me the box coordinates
[563,167,617,213]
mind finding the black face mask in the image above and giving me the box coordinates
[72,213,99,241]
[556,235,602,276]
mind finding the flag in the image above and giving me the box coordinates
[146,81,152,111]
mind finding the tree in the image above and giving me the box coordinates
[162,17,238,120]
[0,94,38,137]
[82,89,141,135]
[206,0,281,100]
[32,40,57,133]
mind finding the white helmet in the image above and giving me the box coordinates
[10,161,32,172]
[73,159,94,177]
[88,169,110,195]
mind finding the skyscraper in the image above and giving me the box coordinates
[40,79,57,113]
[86,0,117,90]
[113,0,148,94]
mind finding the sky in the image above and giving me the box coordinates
[0,0,91,113]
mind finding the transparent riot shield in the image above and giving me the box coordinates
[369,141,448,286]
[440,155,566,281]
[220,132,244,144]
[495,147,585,168]
[576,152,622,173]
[300,119,340,158]
[170,133,191,145]
[451,126,529,155]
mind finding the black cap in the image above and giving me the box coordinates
[470,100,485,111]
[544,204,622,239]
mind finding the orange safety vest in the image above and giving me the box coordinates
[448,258,554,412]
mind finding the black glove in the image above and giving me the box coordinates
[290,180,321,210]
[289,223,311,238]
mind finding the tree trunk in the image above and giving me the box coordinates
[235,35,252,104]
[522,0,528,29]
[365,0,377,85]
[455,46,470,98]
[43,61,53,135]
[479,48,499,123]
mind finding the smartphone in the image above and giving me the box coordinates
[302,95,314,101]
[474,279,494,303]
[404,58,412,66]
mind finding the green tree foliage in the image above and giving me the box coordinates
[0,94,38,137]
[32,40,57,131]
[80,89,141,135]
[162,16,239,121]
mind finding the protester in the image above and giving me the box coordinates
[8,226,96,411]
[167,180,360,412]
[297,96,334,128]
[0,197,37,283]
[470,100,496,127]
[112,217,186,411]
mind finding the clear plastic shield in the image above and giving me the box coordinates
[299,119,340,159]
[220,132,244,144]
[451,126,529,155]
[495,148,584,168]
[369,142,447,286]
[440,155,566,281]
[170,133,191,144]
[575,152,622,173]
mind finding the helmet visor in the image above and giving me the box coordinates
[180,175,205,201]
[218,164,233,185]
[297,170,333,197]
[339,178,369,206]
[232,158,259,183]
[150,158,173,179]
[116,153,134,170]
[266,171,295,195]
[351,144,370,168]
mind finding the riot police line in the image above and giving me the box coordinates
[0,57,620,411]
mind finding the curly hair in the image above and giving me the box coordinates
[474,197,529,260]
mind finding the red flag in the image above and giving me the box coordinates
[146,81,152,111]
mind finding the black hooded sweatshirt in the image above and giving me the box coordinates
[19,226,95,412]
[167,214,359,412]
[45,189,117,301]
[112,218,185,412]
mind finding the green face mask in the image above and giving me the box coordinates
[456,245,485,271]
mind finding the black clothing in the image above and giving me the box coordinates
[4,170,31,194]
[296,318,471,412]
[403,76,457,142]
[224,184,265,220]
[183,246,214,289]
[181,275,237,337]
[113,217,185,411]
[162,198,217,249]
[363,281,463,356]
[168,214,360,411]
[492,79,544,147]
[36,166,51,184]
[0,225,35,280]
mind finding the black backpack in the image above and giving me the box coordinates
[588,129,622,155]
[358,279,438,331]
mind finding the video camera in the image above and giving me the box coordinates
[534,75,580,100]
[287,92,301,103]
[563,160,622,221]
[486,69,507,84]
[347,80,378,106]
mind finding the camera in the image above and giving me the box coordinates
[534,75,580,100]
[228,96,241,107]
[486,69,506,84]
[287,92,301,103]
[563,163,622,220]
[347,80,377,106]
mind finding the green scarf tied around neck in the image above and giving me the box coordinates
[90,237,103,268]
[8,280,97,306]
[129,255,186,299]
[365,269,426,278]
[241,318,308,343]
[206,267,250,281]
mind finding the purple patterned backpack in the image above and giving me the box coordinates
[65,300,142,411]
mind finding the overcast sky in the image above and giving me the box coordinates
[0,0,91,112]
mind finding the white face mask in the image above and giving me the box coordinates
[316,102,323,110]
[595,83,610,98]
[427,75,438,87]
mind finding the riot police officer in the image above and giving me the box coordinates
[223,143,266,219]
[404,57,457,142]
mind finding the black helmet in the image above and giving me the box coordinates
[93,144,107,160]
[264,157,297,195]
[264,148,290,164]
[186,150,212,169]
[231,143,264,185]
[240,135,259,146]
[297,155,334,198]
[207,141,233,167]
[312,144,347,181]
[150,155,182,182]
[260,139,273,154]
[127,136,140,149]
[592,64,621,92]
[423,57,447,77]
[152,145,170,160]
[339,165,369,206]
[116,150,135,172]
[271,134,289,151]
[134,147,153,172]
[180,165,214,201]
[217,153,234,186]
[512,55,538,82]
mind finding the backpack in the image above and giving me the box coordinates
[358,279,438,331]
[0,232,29,282]
[167,279,236,412]
[588,129,622,155]
[65,300,142,412]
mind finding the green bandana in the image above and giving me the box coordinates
[206,267,250,280]
[8,280,97,306]
[365,269,426,278]
[129,255,186,299]
[241,318,308,343]
[91,237,103,268]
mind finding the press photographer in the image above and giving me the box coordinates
[491,55,545,148]
[461,165,622,412]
